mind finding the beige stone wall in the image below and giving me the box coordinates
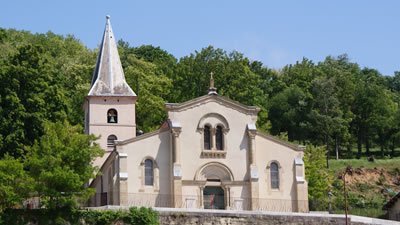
[255,135,300,200]
[89,153,120,206]
[84,96,136,168]
[118,129,172,200]
[168,100,255,182]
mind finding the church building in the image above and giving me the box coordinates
[86,16,309,212]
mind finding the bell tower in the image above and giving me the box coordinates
[83,15,137,168]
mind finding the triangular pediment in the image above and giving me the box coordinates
[164,94,260,115]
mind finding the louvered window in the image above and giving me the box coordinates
[107,135,117,150]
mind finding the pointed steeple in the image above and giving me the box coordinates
[88,15,136,96]
[208,72,218,95]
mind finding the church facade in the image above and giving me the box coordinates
[86,16,309,212]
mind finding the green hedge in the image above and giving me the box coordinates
[0,207,159,225]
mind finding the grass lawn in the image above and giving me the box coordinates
[328,158,400,171]
[333,208,387,219]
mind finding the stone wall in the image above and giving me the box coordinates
[89,206,400,225]
[154,208,400,225]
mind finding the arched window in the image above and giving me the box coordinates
[216,126,223,150]
[107,109,118,123]
[204,125,211,150]
[270,162,279,189]
[107,135,117,150]
[144,159,154,186]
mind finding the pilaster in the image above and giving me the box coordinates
[118,151,129,206]
[247,124,259,210]
[171,125,183,208]
[294,157,309,212]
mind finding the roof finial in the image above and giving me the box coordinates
[106,15,111,19]
[208,72,218,95]
[210,72,214,89]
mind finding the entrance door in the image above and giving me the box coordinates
[203,186,225,209]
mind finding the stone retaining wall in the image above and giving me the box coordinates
[95,206,400,225]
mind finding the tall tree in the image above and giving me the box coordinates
[309,77,346,165]
[318,55,358,156]
[351,68,393,158]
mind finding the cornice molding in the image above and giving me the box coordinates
[255,130,305,152]
[165,95,260,115]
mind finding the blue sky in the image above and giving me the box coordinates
[2,0,399,75]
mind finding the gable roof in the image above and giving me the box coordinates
[88,16,136,97]
[256,130,306,152]
[164,94,260,115]
[115,127,170,145]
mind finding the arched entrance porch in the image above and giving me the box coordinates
[195,162,234,209]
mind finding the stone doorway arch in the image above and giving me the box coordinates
[195,162,234,182]
[195,162,234,209]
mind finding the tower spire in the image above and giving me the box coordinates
[208,72,218,95]
[88,15,136,96]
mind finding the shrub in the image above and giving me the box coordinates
[0,207,159,225]
[123,207,159,225]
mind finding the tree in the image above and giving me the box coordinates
[0,155,33,209]
[268,85,310,142]
[281,57,319,93]
[318,55,358,156]
[309,77,346,164]
[24,121,103,208]
[0,44,68,158]
[124,56,172,132]
[351,68,394,158]
[304,145,330,201]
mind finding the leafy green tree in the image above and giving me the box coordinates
[308,77,346,164]
[304,145,330,201]
[268,85,310,142]
[124,56,172,132]
[0,44,68,158]
[351,68,395,158]
[281,57,319,93]
[0,154,33,209]
[24,121,103,208]
[317,55,358,155]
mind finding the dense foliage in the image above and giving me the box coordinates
[0,121,102,210]
[24,121,103,208]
